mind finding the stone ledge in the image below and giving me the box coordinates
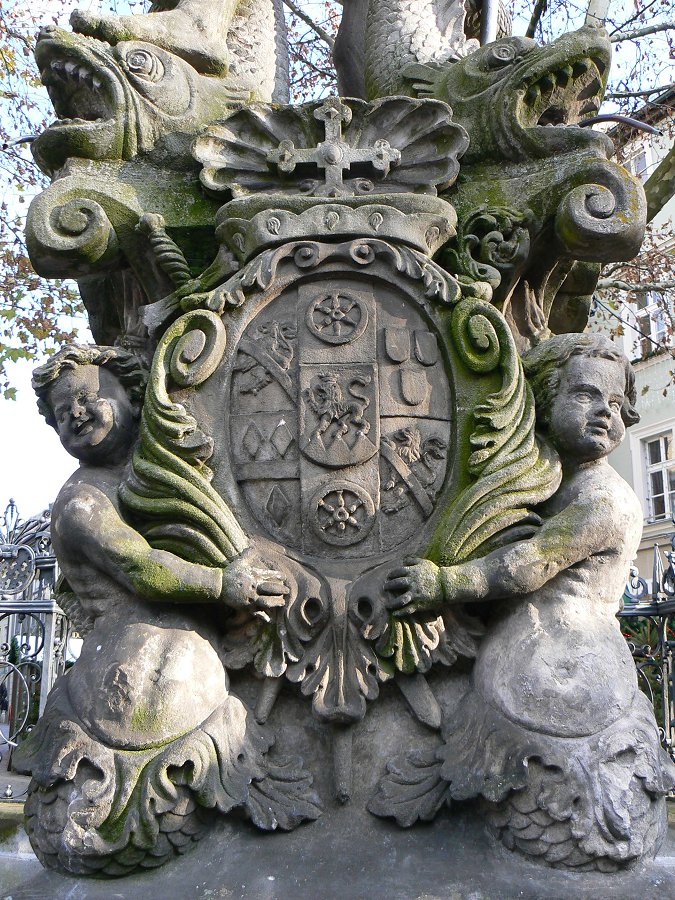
[3,806,675,900]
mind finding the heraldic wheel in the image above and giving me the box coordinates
[306,292,368,345]
[310,480,376,546]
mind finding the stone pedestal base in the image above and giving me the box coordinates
[3,803,675,900]
[10,674,675,895]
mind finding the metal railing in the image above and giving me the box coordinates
[0,500,72,801]
[619,532,675,764]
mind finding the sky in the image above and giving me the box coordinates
[0,358,79,523]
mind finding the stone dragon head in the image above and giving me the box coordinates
[32,24,250,172]
[405,26,612,162]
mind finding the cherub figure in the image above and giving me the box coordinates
[385,333,641,620]
[374,334,675,870]
[16,345,319,877]
[31,344,288,624]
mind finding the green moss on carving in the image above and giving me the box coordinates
[120,310,247,565]
[428,298,562,566]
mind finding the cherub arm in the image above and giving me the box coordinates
[385,492,621,613]
[56,484,287,608]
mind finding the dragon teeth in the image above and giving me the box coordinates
[525,84,541,105]
[538,74,555,93]
[572,59,591,78]
[43,57,104,102]
[48,59,96,84]
[556,66,573,87]
[49,60,66,80]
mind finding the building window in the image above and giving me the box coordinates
[634,291,672,356]
[644,431,675,521]
[625,144,651,182]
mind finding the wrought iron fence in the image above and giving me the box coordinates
[0,499,74,801]
[619,532,675,765]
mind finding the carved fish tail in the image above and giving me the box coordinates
[437,688,675,871]
[485,755,669,872]
[370,685,675,870]
[25,773,216,877]
[19,684,320,877]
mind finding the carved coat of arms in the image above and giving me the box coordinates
[119,97,558,727]
[232,281,449,556]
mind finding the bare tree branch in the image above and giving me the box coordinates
[283,0,335,50]
[609,0,663,36]
[645,145,675,223]
[290,53,335,81]
[605,83,675,98]
[611,22,675,44]
[525,0,548,39]
[597,279,675,292]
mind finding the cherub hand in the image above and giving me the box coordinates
[221,548,289,612]
[383,557,444,615]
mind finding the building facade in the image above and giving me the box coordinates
[593,88,675,576]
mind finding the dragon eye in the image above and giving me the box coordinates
[486,43,517,68]
[126,48,164,81]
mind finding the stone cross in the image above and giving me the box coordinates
[267,97,401,197]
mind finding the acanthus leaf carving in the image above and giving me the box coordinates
[120,309,247,565]
[442,206,533,293]
[429,298,561,565]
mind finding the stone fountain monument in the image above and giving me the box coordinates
[13,0,675,894]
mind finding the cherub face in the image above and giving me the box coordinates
[548,356,626,463]
[46,364,135,464]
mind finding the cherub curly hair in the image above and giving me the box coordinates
[32,345,148,428]
[522,333,639,429]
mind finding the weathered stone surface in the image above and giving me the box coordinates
[370,334,675,870]
[17,0,668,883]
[6,677,675,897]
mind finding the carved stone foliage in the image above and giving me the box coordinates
[22,635,320,876]
[121,309,248,565]
[443,149,647,350]
[443,206,532,292]
[369,686,674,872]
